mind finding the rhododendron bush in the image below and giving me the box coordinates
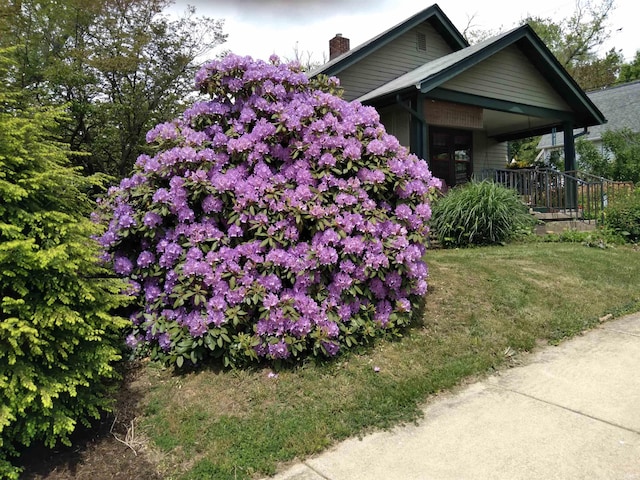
[96,53,440,367]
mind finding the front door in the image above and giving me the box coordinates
[429,127,473,189]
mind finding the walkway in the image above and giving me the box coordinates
[266,313,640,479]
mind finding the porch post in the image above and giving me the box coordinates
[403,94,428,161]
[418,93,428,162]
[563,122,577,209]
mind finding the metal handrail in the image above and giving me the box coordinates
[476,168,634,224]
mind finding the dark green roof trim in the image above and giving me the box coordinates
[358,24,606,130]
[417,25,606,126]
[427,88,577,121]
[310,4,468,77]
[494,125,563,143]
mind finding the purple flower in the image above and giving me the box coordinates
[263,293,279,309]
[228,224,243,237]
[125,333,140,348]
[342,236,365,255]
[152,188,171,204]
[144,281,162,303]
[366,139,386,155]
[114,256,133,275]
[268,341,290,359]
[143,212,162,228]
[395,204,412,220]
[322,341,340,356]
[333,272,353,291]
[137,250,155,268]
[316,245,338,266]
[158,333,172,351]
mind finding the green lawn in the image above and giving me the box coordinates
[134,242,640,479]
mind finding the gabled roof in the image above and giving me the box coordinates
[538,80,640,149]
[309,4,468,77]
[356,24,606,129]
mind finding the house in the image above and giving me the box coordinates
[311,4,606,190]
[537,80,640,162]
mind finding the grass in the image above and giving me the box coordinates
[133,242,640,479]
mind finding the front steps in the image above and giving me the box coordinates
[531,210,597,235]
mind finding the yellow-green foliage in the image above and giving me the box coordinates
[0,49,129,478]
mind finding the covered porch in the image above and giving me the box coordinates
[358,25,606,207]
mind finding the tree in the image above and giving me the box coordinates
[619,50,640,83]
[283,42,326,72]
[570,48,623,90]
[576,128,640,183]
[0,48,129,479]
[524,0,619,89]
[0,0,227,177]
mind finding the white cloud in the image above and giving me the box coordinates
[170,0,638,64]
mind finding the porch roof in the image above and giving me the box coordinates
[357,25,606,136]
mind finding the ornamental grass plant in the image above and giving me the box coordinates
[430,180,536,247]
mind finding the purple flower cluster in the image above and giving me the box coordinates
[95,53,440,367]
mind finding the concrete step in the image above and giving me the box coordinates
[534,220,596,235]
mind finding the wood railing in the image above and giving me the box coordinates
[476,168,634,223]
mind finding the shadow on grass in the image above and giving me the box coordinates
[17,361,162,480]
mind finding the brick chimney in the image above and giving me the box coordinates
[329,33,350,60]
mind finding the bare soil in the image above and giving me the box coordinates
[17,362,161,480]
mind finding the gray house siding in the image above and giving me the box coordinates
[473,131,507,172]
[378,104,411,148]
[337,22,455,101]
[441,45,572,112]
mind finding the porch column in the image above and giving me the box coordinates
[401,94,428,161]
[418,93,428,162]
[563,122,577,209]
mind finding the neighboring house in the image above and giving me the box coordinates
[537,80,640,161]
[311,4,605,189]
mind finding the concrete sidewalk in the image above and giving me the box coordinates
[265,313,640,480]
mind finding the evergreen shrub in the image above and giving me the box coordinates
[0,50,128,479]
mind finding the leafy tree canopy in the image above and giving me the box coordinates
[0,0,226,178]
[523,0,620,89]
[619,50,640,83]
[576,128,640,183]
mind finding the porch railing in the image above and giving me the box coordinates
[476,168,634,223]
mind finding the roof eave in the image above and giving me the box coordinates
[311,4,468,78]
[408,25,606,128]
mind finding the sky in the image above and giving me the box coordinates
[169,0,638,65]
